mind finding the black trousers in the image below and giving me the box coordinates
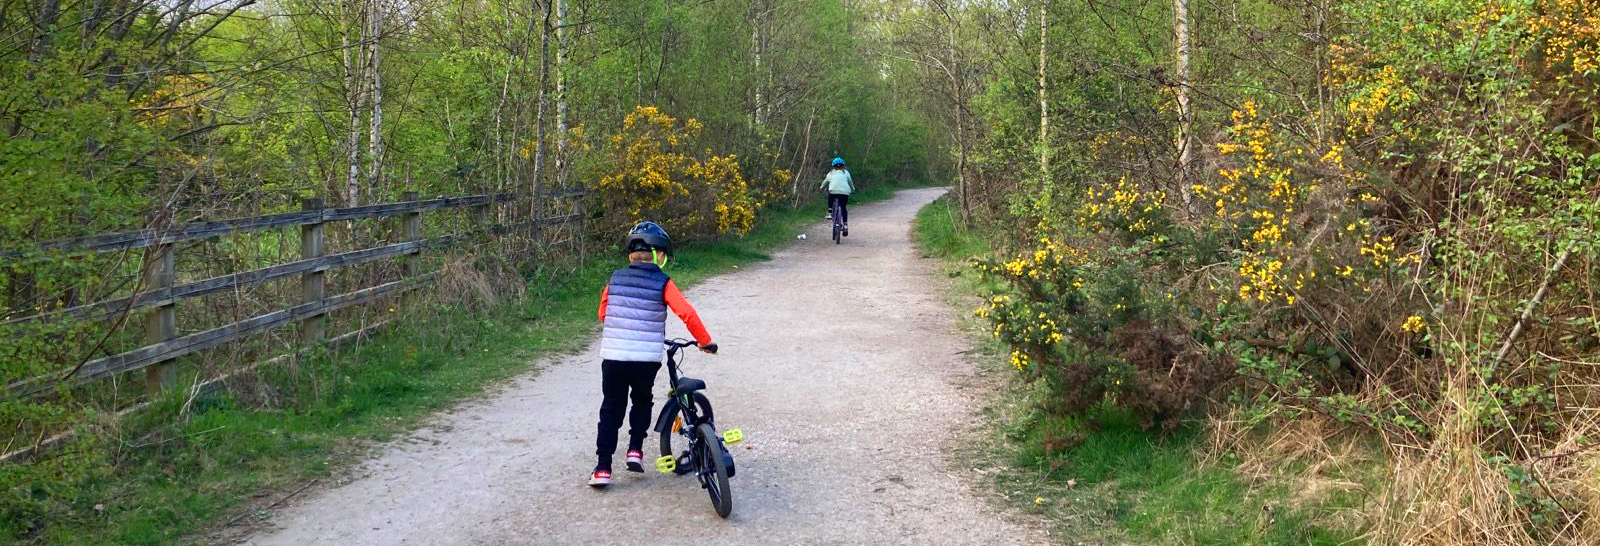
[828,193,849,225]
[595,359,662,469]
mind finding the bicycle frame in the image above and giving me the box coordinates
[651,342,712,436]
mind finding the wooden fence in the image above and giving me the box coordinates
[2,190,585,403]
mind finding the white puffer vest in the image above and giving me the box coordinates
[600,263,670,362]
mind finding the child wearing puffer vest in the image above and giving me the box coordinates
[589,221,715,487]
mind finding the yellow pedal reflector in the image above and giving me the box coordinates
[672,416,682,433]
[655,455,677,474]
[723,428,744,444]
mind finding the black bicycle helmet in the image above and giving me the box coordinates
[622,221,673,256]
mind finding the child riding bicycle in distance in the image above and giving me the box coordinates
[822,157,855,236]
[589,221,716,487]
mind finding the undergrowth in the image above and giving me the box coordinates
[915,195,1370,545]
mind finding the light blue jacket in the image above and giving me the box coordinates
[821,169,855,195]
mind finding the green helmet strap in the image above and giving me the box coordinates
[652,249,668,268]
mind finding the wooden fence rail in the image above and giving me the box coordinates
[3,194,527,259]
[3,190,585,403]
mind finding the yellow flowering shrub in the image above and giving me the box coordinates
[595,106,759,240]
[970,236,1226,423]
[1523,0,1600,75]
[1199,100,1421,307]
[1077,176,1167,235]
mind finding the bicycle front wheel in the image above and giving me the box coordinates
[695,423,733,518]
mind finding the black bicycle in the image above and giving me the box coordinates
[652,339,739,518]
[830,198,844,244]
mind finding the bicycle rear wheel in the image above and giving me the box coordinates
[831,202,842,244]
[695,423,733,518]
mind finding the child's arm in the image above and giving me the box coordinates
[598,285,609,322]
[662,280,713,347]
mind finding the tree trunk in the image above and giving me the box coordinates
[1038,1,1050,184]
[751,0,766,128]
[366,0,385,202]
[343,0,366,206]
[555,0,569,188]
[530,1,552,220]
[1174,0,1195,218]
[792,106,817,207]
[954,103,971,224]
[30,0,62,61]
[945,19,972,223]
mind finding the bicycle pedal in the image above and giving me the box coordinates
[723,428,744,444]
[654,455,677,474]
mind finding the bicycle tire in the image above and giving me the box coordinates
[696,423,733,518]
[831,202,842,244]
[658,392,714,460]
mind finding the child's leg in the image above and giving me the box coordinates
[625,362,663,451]
[839,195,849,224]
[594,360,629,470]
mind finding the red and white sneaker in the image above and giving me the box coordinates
[588,469,612,487]
[625,450,645,473]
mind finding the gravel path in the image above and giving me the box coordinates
[242,187,1049,546]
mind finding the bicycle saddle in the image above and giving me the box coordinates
[675,377,707,393]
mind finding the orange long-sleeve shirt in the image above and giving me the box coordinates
[598,280,712,346]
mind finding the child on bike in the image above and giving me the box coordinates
[589,221,716,487]
[821,157,855,236]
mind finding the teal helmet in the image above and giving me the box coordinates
[831,157,845,167]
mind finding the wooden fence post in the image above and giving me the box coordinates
[472,193,491,243]
[300,198,327,345]
[144,243,176,395]
[575,195,588,266]
[402,191,422,277]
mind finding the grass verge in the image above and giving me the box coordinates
[11,180,924,545]
[912,196,1366,546]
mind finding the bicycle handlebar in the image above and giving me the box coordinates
[665,338,717,354]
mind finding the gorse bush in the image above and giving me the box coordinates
[594,106,768,241]
[971,238,1227,428]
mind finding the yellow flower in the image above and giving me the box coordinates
[1009,350,1030,371]
[1401,315,1426,333]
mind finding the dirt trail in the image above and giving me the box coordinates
[243,188,1048,546]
